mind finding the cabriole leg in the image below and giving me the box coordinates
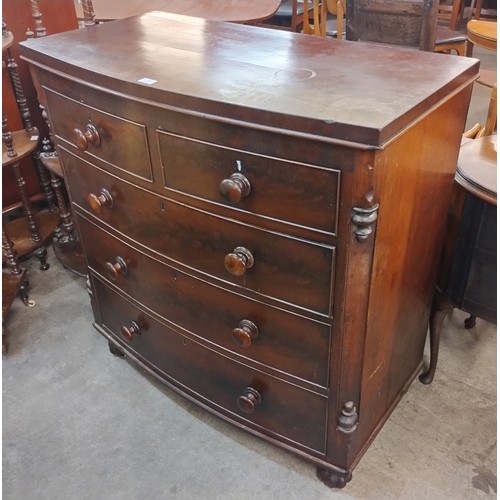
[419,292,452,385]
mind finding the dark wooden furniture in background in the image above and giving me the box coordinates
[345,0,439,50]
[2,0,84,276]
[25,0,87,276]
[260,0,316,32]
[2,21,59,271]
[420,134,497,384]
[438,0,464,30]
[2,224,31,353]
[2,0,78,210]
[21,12,478,487]
[344,0,467,55]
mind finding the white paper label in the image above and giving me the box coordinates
[138,78,157,85]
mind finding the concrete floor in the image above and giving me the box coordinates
[3,44,497,500]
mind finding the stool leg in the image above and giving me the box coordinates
[18,280,30,305]
[34,246,50,271]
[2,226,22,276]
[466,40,474,57]
[12,162,42,244]
[50,172,77,244]
[2,225,31,354]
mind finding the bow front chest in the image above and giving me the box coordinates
[20,12,478,487]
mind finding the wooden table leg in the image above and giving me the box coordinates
[419,291,453,385]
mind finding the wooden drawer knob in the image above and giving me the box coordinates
[237,387,262,414]
[73,123,101,151]
[224,246,254,276]
[104,256,128,281]
[219,173,251,203]
[121,320,141,342]
[232,319,259,347]
[87,188,113,214]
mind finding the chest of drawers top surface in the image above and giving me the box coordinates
[20,11,478,146]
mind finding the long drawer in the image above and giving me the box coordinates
[79,214,331,387]
[62,147,335,316]
[92,275,328,453]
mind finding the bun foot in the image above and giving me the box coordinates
[464,314,476,329]
[316,466,352,488]
[108,341,125,357]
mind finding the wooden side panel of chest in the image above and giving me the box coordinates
[329,85,474,468]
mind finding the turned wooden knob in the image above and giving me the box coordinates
[231,319,259,347]
[73,123,101,151]
[103,256,128,281]
[224,246,254,276]
[121,320,140,342]
[219,173,251,203]
[87,188,113,214]
[237,387,262,414]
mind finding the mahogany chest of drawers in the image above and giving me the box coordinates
[20,12,478,488]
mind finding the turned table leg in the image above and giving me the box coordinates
[419,292,453,385]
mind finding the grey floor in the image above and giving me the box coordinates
[3,45,497,500]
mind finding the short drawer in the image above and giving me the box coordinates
[63,147,335,315]
[79,215,331,387]
[92,275,328,453]
[44,87,153,180]
[158,130,340,234]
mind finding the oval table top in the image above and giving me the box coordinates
[455,134,497,206]
[2,128,39,168]
[74,0,282,23]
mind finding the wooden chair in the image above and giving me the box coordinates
[469,0,497,21]
[307,0,346,39]
[342,0,466,55]
[345,0,439,51]
[434,24,467,55]
[260,0,314,32]
[437,0,496,30]
[325,0,346,39]
[302,0,327,36]
[437,0,464,30]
